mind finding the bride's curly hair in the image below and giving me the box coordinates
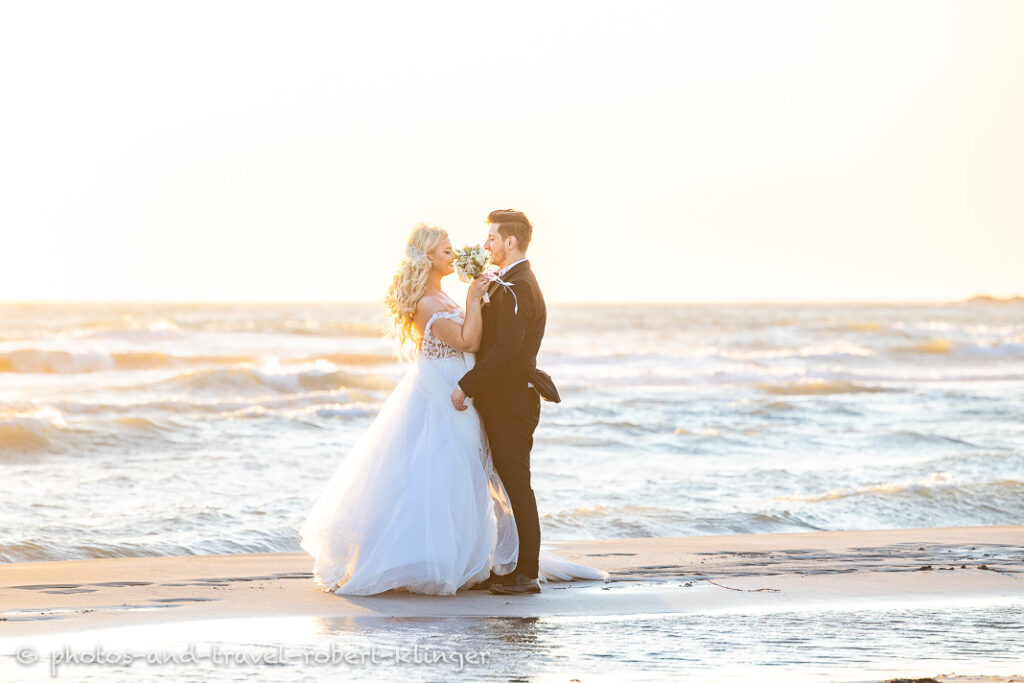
[385,224,449,349]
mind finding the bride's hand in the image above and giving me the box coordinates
[451,387,468,411]
[468,276,489,302]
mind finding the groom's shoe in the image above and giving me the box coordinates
[488,574,541,595]
[469,571,515,591]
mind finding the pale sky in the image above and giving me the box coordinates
[1,0,1022,303]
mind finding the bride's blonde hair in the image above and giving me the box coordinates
[385,224,449,349]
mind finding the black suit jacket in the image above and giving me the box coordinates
[459,260,547,416]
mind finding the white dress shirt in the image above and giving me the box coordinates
[499,258,528,278]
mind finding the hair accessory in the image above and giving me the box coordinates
[406,245,426,261]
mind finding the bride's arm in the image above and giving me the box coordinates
[431,278,487,352]
[459,281,484,351]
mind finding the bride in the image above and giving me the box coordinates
[298,224,608,596]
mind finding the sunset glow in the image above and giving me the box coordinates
[1,0,1022,303]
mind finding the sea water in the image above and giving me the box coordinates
[1,301,1022,562]
[2,595,1022,681]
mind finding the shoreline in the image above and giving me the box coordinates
[1,524,1022,637]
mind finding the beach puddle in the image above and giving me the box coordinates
[2,596,1021,682]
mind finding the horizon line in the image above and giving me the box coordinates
[1,295,1021,306]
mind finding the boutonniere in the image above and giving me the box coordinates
[482,281,501,307]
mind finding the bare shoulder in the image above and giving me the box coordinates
[415,293,449,317]
[413,294,449,331]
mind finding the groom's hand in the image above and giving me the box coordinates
[468,276,489,302]
[451,387,468,411]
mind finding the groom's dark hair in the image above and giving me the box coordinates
[488,209,533,252]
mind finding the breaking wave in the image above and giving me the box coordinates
[776,471,959,503]
[756,380,888,395]
[153,364,395,395]
[896,338,954,354]
[0,349,396,374]
[0,409,67,452]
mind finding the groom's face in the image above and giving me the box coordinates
[484,224,507,267]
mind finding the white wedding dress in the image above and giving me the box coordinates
[299,308,609,596]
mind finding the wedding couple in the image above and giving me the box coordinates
[298,209,607,596]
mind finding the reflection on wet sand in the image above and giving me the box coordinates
[312,614,543,681]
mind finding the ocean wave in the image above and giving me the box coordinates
[756,380,888,395]
[0,349,120,373]
[0,407,194,454]
[0,349,263,374]
[964,295,1024,304]
[19,386,381,423]
[224,401,382,422]
[0,408,67,452]
[0,535,303,563]
[537,479,1024,538]
[889,338,1024,358]
[523,365,1024,393]
[0,540,58,563]
[0,348,399,374]
[294,352,397,367]
[294,403,383,419]
[112,416,181,433]
[545,342,875,365]
[544,418,670,435]
[535,433,630,448]
[956,341,1024,358]
[748,400,797,414]
[188,319,386,337]
[0,392,382,455]
[277,321,386,337]
[19,316,386,344]
[541,504,824,538]
[675,427,719,436]
[832,320,884,333]
[74,319,184,341]
[881,430,982,448]
[543,351,683,365]
[895,338,954,354]
[153,363,395,395]
[770,474,1024,530]
[718,343,875,361]
[541,503,689,537]
[775,471,961,503]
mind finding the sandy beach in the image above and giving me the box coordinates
[2,524,1022,681]
[3,524,1022,635]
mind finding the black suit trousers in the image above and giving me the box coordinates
[479,385,542,578]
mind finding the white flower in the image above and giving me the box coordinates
[453,244,491,282]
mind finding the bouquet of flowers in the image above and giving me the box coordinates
[453,244,491,283]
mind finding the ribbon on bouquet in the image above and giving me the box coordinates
[481,272,518,314]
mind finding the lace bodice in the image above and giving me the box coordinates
[420,309,465,360]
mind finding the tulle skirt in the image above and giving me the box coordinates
[298,351,608,596]
[298,351,518,595]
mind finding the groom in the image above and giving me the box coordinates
[451,209,550,595]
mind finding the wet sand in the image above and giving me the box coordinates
[1,524,1021,640]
